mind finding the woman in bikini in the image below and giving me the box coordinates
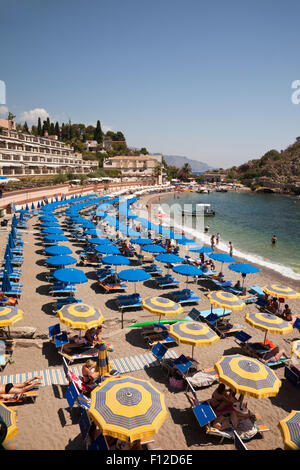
[0,376,43,400]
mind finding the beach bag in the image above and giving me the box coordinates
[169,376,185,391]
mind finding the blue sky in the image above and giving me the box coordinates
[1,0,300,168]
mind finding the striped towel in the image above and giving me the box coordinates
[0,349,180,386]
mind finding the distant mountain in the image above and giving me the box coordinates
[163,155,213,173]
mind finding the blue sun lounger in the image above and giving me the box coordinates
[155,275,180,288]
[143,264,163,276]
[171,289,200,305]
[50,283,77,296]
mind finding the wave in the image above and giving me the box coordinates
[155,204,300,281]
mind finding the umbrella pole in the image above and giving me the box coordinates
[263,331,268,346]
[191,345,194,360]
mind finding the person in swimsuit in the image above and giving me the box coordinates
[0,376,43,400]
[209,383,236,412]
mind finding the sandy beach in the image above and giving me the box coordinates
[1,189,299,451]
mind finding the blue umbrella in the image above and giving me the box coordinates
[46,255,77,267]
[42,228,64,235]
[84,229,100,237]
[155,253,184,264]
[177,238,198,246]
[118,268,151,293]
[209,253,236,271]
[88,238,112,246]
[130,238,153,245]
[53,268,88,284]
[31,202,35,210]
[40,222,61,228]
[102,255,130,270]
[173,263,203,287]
[94,245,121,255]
[142,245,167,254]
[43,235,69,242]
[228,263,261,287]
[44,245,72,256]
[189,246,214,254]
[1,272,12,292]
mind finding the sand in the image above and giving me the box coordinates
[1,190,299,451]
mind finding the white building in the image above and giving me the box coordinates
[103,155,163,181]
[0,121,98,177]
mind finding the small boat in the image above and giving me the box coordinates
[182,203,215,217]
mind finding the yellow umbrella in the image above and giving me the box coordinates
[57,303,104,330]
[214,354,281,400]
[88,376,168,443]
[142,296,183,323]
[245,311,293,344]
[263,284,300,300]
[291,340,300,359]
[207,291,246,311]
[0,306,23,337]
[169,321,220,358]
[0,402,17,445]
[279,410,300,450]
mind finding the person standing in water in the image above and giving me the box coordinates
[271,235,277,245]
[229,241,233,257]
[216,233,220,246]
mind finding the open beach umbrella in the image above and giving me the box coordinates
[209,253,236,271]
[263,284,300,300]
[142,296,183,323]
[41,228,64,235]
[94,245,121,255]
[46,255,77,267]
[130,238,153,245]
[102,255,130,270]
[245,312,293,345]
[40,222,61,228]
[88,376,168,443]
[228,263,261,288]
[279,410,300,450]
[155,253,184,274]
[118,268,151,293]
[214,354,281,400]
[207,291,246,312]
[0,306,23,337]
[89,238,113,246]
[44,245,72,256]
[57,303,104,330]
[84,229,100,237]
[142,245,167,254]
[0,403,18,445]
[169,321,220,359]
[189,246,214,254]
[43,235,69,243]
[172,263,203,287]
[291,340,300,359]
[53,268,88,285]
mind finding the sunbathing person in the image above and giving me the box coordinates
[261,346,290,364]
[63,326,102,354]
[0,376,42,400]
[209,383,237,413]
[234,280,241,289]
[281,304,294,323]
[212,401,251,431]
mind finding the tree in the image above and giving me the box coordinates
[55,122,60,139]
[50,122,55,135]
[178,163,192,181]
[140,147,148,155]
[23,122,29,133]
[37,117,42,136]
[94,120,103,144]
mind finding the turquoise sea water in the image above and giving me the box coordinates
[159,191,300,280]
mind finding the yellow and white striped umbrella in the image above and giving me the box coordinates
[88,376,168,443]
[0,306,23,327]
[214,354,281,399]
[0,402,17,445]
[169,321,220,358]
[279,410,300,450]
[142,296,184,319]
[291,340,300,359]
[207,291,246,311]
[263,284,300,300]
[57,303,104,330]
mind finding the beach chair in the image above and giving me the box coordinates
[50,283,77,296]
[65,380,91,411]
[198,308,232,320]
[155,275,180,289]
[116,293,142,311]
[145,329,178,349]
[53,297,82,313]
[143,264,163,276]
[79,409,91,440]
[284,365,300,387]
[234,332,289,367]
[48,324,69,351]
[1,389,39,404]
[170,289,200,305]
[203,314,245,339]
[185,380,217,426]
[205,414,269,443]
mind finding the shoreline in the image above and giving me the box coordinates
[138,191,300,289]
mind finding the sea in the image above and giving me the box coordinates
[157,190,300,280]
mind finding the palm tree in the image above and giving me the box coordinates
[178,163,192,181]
[153,164,162,184]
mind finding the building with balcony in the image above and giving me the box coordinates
[102,154,164,182]
[0,122,98,177]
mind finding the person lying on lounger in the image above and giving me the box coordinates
[212,401,251,431]
[0,376,42,400]
[63,326,103,354]
[82,359,120,387]
[261,346,290,364]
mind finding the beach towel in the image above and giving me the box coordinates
[188,371,218,388]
